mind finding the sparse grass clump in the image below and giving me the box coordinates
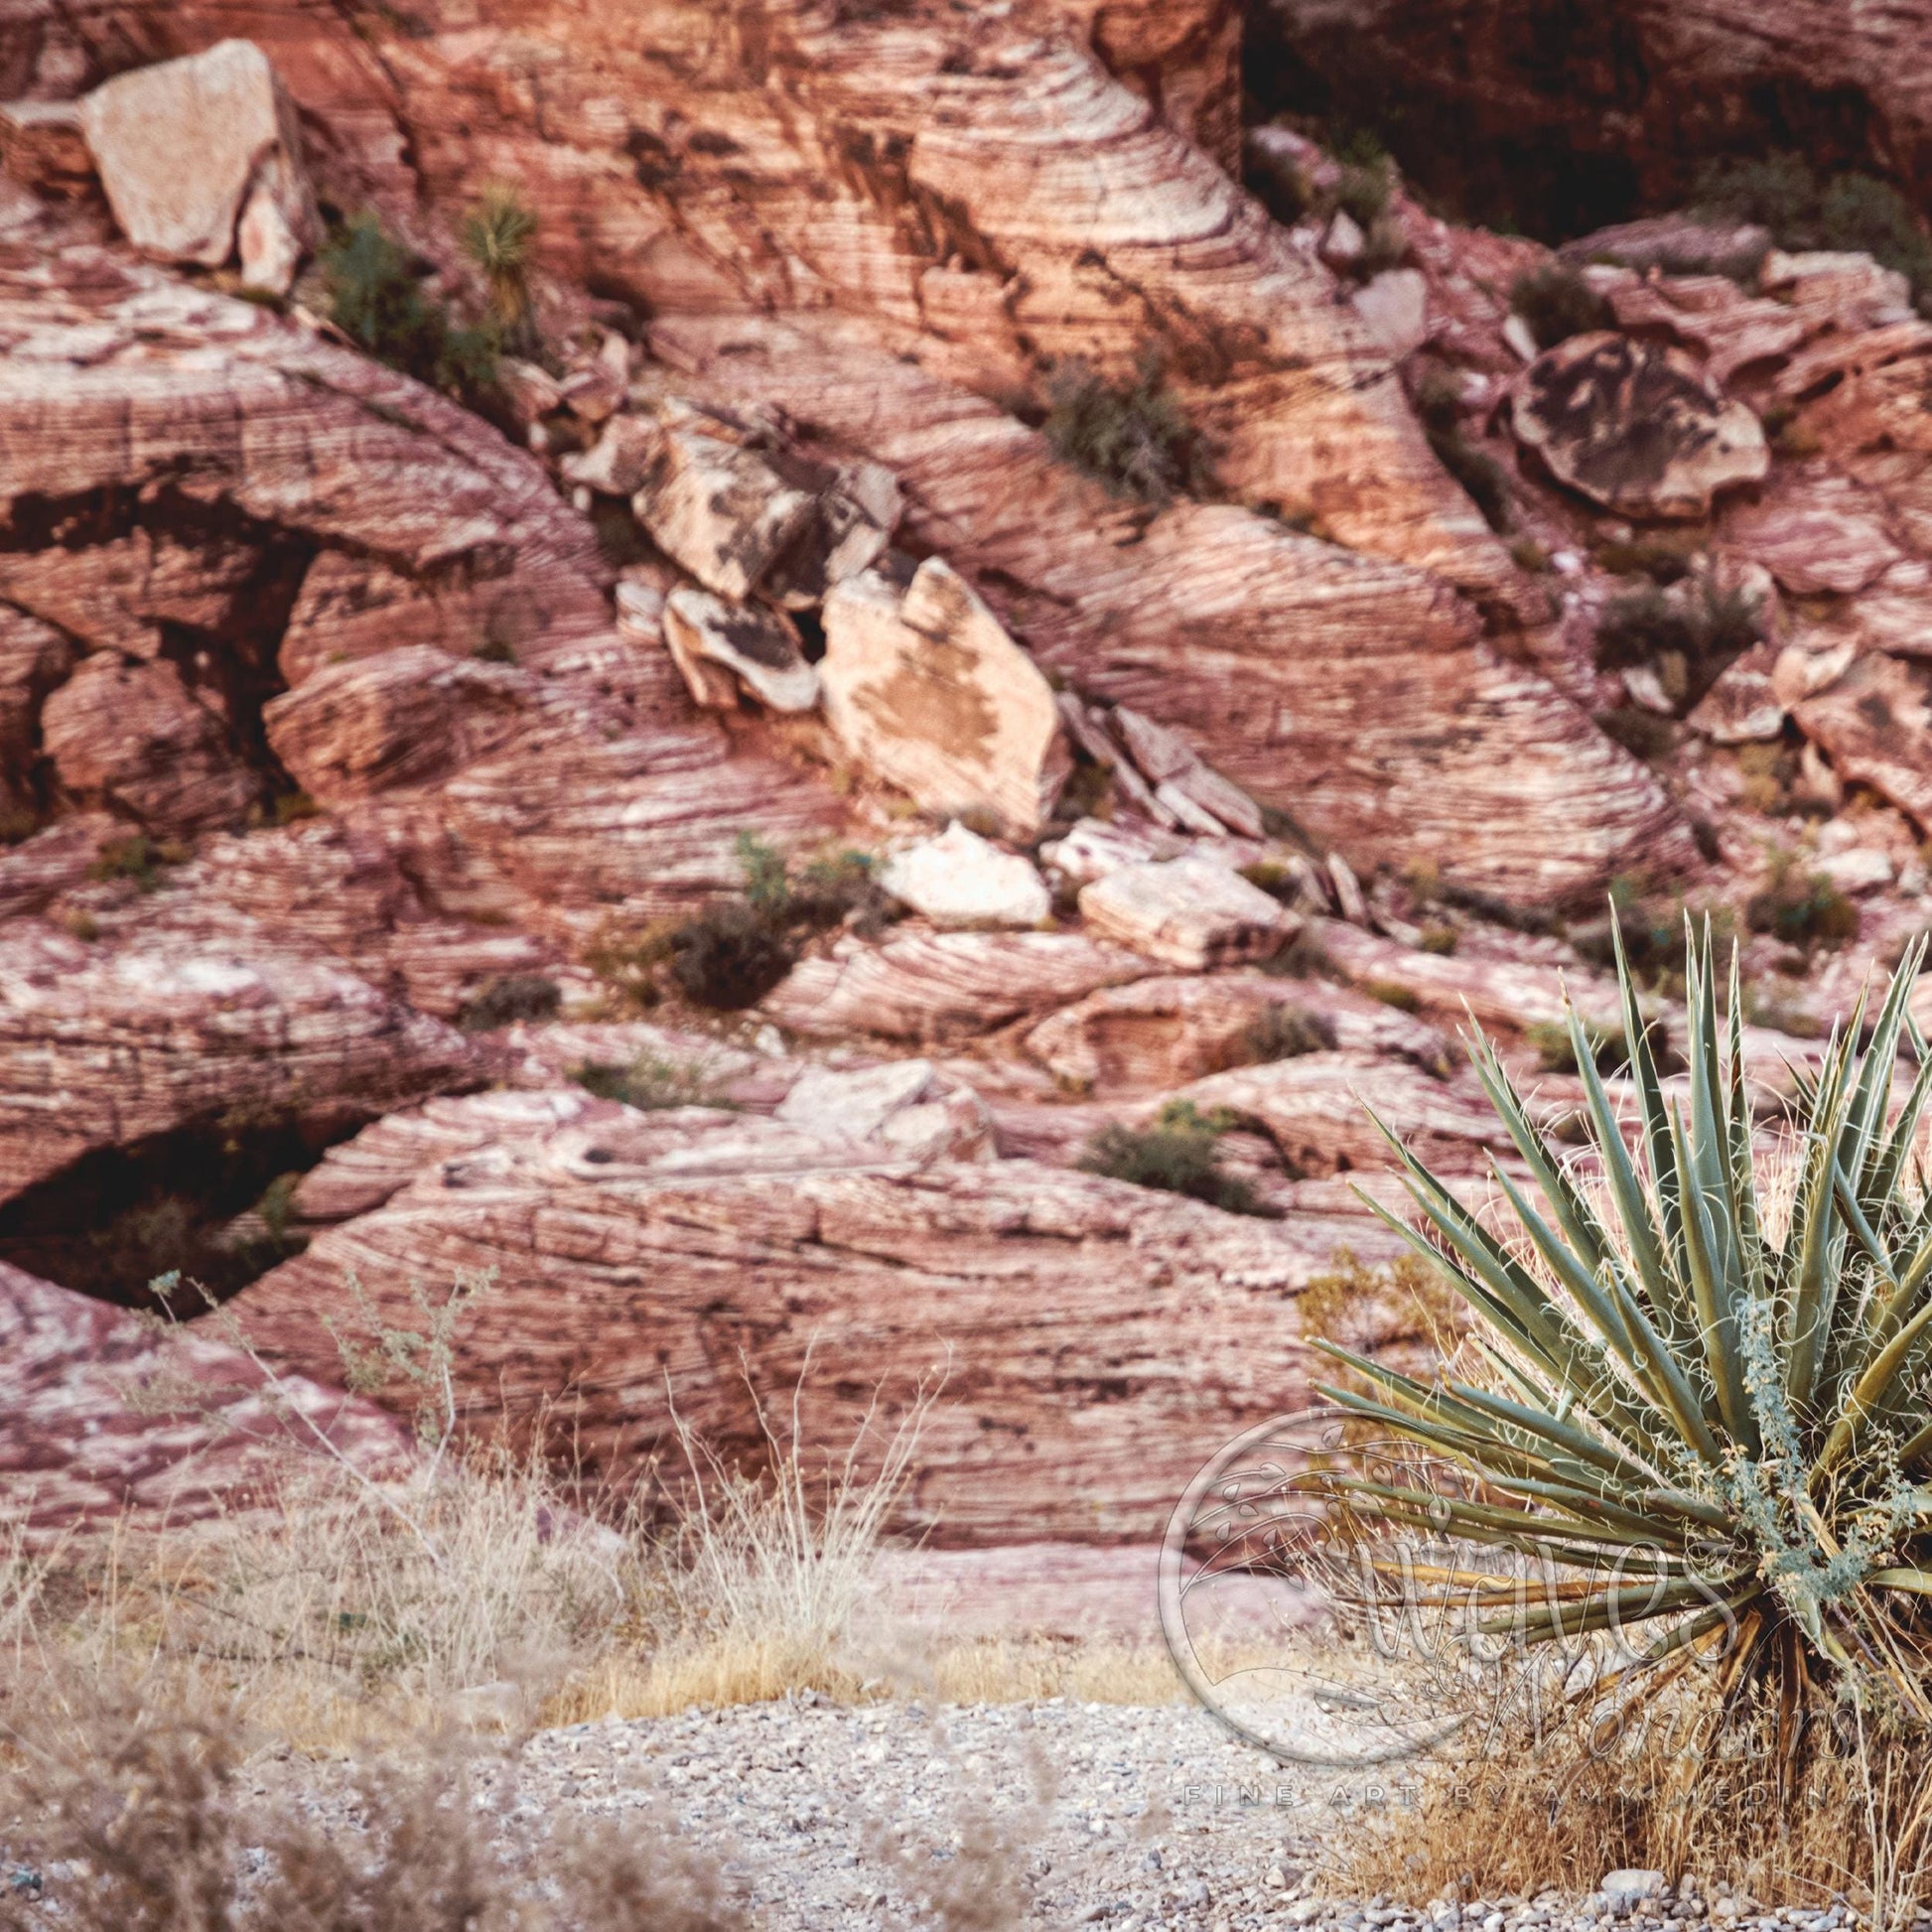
[1078,1099,1267,1217]
[1594,570,1764,712]
[1510,262,1613,348]
[1042,347,1210,505]
[1745,849,1860,950]
[456,972,560,1031]
[1414,368,1512,531]
[1697,151,1932,304]
[1365,978,1420,1012]
[87,833,186,891]
[319,212,500,399]
[1234,1003,1337,1065]
[590,835,887,1014]
[572,1050,734,1111]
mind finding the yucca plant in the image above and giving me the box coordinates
[460,185,539,331]
[1311,925,1932,1761]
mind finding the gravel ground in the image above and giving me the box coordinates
[256,1698,1900,1931]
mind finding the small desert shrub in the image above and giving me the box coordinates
[1417,922,1458,955]
[573,1050,733,1111]
[1264,928,1336,980]
[1042,347,1209,505]
[88,833,185,891]
[1365,978,1420,1012]
[319,212,499,398]
[470,634,517,664]
[1309,929,1932,1834]
[1510,261,1613,348]
[670,901,795,1011]
[598,836,887,1014]
[1745,849,1860,949]
[1593,570,1763,711]
[1333,141,1394,230]
[0,1695,753,1932]
[1595,533,1697,584]
[1078,1100,1266,1217]
[1697,151,1932,302]
[1523,1014,1631,1074]
[1235,1003,1337,1065]
[1245,142,1314,226]
[1594,705,1677,761]
[1297,1246,1460,1358]
[456,972,560,1031]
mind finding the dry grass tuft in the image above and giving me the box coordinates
[0,1684,752,1931]
[1333,1686,1932,1923]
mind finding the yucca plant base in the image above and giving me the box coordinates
[1313,929,1932,1762]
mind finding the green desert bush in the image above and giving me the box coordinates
[1745,850,1861,950]
[1042,348,1209,505]
[1697,152,1932,303]
[573,1050,734,1112]
[1079,1100,1267,1217]
[456,973,560,1032]
[1593,570,1763,710]
[1509,262,1613,348]
[1235,1003,1338,1065]
[319,212,499,397]
[1308,926,1932,1778]
[669,901,795,1011]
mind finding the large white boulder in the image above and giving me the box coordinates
[880,821,1051,927]
[820,558,1068,837]
[79,41,317,291]
[1078,855,1296,970]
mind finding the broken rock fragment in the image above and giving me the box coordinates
[630,422,815,600]
[1512,333,1768,519]
[879,822,1051,928]
[1078,856,1297,971]
[663,587,818,713]
[78,40,317,291]
[820,558,1069,837]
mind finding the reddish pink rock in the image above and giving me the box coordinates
[0,1257,412,1533]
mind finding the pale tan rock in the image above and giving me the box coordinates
[1722,466,1904,595]
[0,1258,413,1535]
[1078,856,1295,970]
[1038,816,1186,886]
[1793,653,1932,830]
[41,653,257,836]
[1687,643,1786,743]
[264,647,536,805]
[560,415,665,497]
[236,1141,1355,1541]
[773,1060,996,1163]
[1352,268,1431,359]
[1512,334,1769,519]
[659,317,1692,908]
[630,423,815,600]
[79,41,316,273]
[821,560,1070,838]
[1024,974,1450,1093]
[662,588,818,714]
[763,930,1158,1041]
[1179,1050,1510,1177]
[878,823,1051,928]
